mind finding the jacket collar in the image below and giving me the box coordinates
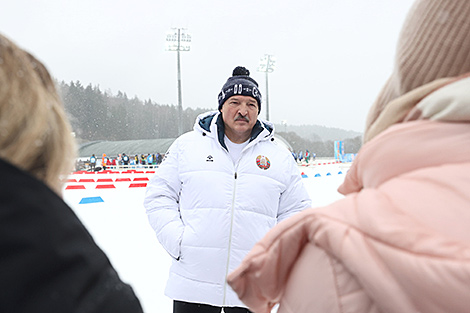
[0,157,59,203]
[195,111,274,151]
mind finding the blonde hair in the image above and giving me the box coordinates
[0,34,76,194]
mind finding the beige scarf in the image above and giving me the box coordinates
[364,74,470,143]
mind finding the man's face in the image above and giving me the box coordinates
[220,95,259,143]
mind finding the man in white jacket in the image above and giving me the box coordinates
[144,66,311,313]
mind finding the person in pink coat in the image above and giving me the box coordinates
[227,1,470,312]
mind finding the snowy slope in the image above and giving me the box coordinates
[63,162,348,312]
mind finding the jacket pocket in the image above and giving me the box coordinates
[176,226,186,261]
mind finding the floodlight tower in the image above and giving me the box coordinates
[281,120,287,133]
[257,54,276,121]
[165,28,191,135]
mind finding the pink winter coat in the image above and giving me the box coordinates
[227,76,470,313]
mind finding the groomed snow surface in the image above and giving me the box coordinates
[64,160,349,313]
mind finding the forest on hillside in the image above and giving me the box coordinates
[59,81,205,141]
[59,81,362,156]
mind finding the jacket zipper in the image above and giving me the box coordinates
[223,170,238,305]
[221,140,255,305]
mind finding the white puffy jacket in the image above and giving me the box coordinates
[144,111,311,307]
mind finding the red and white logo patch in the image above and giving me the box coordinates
[256,155,270,170]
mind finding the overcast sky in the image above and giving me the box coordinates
[1,0,414,132]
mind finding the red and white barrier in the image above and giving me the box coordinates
[64,170,154,190]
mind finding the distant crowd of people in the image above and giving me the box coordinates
[76,153,165,172]
[291,149,316,163]
[76,150,316,171]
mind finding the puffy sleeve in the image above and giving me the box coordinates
[227,198,376,313]
[227,209,314,313]
[143,139,184,260]
[276,156,311,222]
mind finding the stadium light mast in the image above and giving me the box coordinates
[257,54,276,121]
[165,28,191,136]
[281,120,287,133]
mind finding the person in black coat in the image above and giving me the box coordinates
[0,158,143,313]
[0,33,143,313]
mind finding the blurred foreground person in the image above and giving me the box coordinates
[228,1,470,312]
[0,33,143,312]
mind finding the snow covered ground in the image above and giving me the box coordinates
[63,160,349,313]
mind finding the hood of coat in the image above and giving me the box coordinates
[193,111,275,150]
[365,1,470,136]
[340,75,470,194]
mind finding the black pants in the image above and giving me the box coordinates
[174,301,252,313]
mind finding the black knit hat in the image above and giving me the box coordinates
[217,66,262,113]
